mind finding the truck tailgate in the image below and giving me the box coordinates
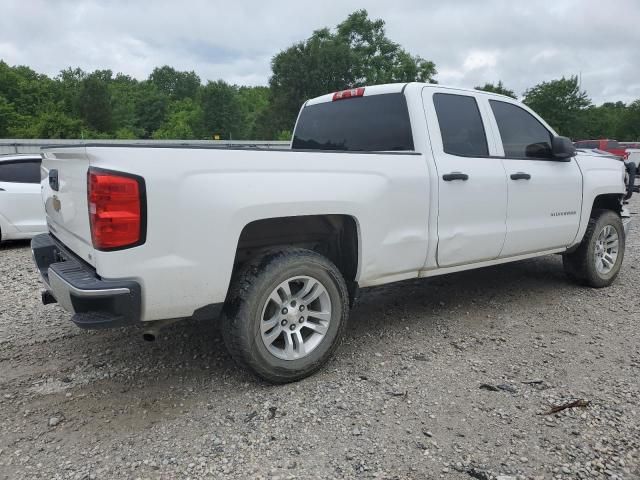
[41,148,96,267]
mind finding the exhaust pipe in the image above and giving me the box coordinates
[142,318,180,342]
[142,330,158,342]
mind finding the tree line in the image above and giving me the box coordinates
[1,10,639,141]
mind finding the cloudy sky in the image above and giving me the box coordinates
[1,0,638,104]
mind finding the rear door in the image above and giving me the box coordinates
[486,99,582,257]
[422,89,508,267]
[0,158,45,233]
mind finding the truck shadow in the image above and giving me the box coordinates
[20,253,577,403]
[345,254,568,339]
[65,254,571,382]
[0,239,31,251]
[10,254,588,434]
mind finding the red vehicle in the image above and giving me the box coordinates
[574,139,628,158]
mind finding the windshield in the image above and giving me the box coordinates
[292,93,414,151]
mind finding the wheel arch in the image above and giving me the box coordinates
[591,193,624,215]
[233,214,361,300]
[571,191,625,247]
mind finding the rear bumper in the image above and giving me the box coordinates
[31,234,142,329]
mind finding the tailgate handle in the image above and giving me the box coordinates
[510,172,531,180]
[49,169,59,191]
[442,172,469,181]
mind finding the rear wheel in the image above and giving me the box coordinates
[222,248,349,383]
[562,209,625,288]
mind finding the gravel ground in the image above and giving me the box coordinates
[1,197,639,480]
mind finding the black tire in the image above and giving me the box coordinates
[562,209,625,288]
[221,248,349,383]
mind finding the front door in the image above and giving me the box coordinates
[423,89,508,267]
[487,99,582,257]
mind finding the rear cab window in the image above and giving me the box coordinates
[292,93,414,151]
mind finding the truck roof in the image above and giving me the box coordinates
[305,82,517,106]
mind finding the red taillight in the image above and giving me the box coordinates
[88,169,145,250]
[332,87,365,101]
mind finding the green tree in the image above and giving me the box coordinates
[153,98,204,139]
[617,100,640,141]
[149,66,201,100]
[577,102,626,140]
[200,80,242,139]
[266,9,437,136]
[475,81,516,99]
[57,67,86,116]
[523,76,591,138]
[236,86,270,139]
[19,111,83,138]
[114,127,138,139]
[77,70,113,132]
[110,73,141,135]
[134,82,169,138]
[0,96,16,136]
[335,10,436,85]
[0,62,58,119]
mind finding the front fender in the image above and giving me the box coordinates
[571,156,626,245]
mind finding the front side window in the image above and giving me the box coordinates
[433,93,489,157]
[490,100,553,159]
[0,160,42,183]
[606,140,620,149]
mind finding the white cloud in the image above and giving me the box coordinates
[1,0,638,104]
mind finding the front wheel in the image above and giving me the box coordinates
[562,209,625,288]
[221,248,349,383]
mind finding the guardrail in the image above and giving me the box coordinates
[0,139,290,155]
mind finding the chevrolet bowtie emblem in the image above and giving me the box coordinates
[52,195,61,212]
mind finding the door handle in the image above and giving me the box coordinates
[442,172,469,181]
[510,172,531,180]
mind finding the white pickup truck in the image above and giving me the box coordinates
[32,83,636,383]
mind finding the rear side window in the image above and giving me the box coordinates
[292,93,414,151]
[0,160,42,183]
[490,100,553,159]
[433,93,489,157]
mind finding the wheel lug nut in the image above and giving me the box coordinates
[281,308,288,315]
[290,324,296,330]
[299,317,304,323]
[299,305,305,311]
[281,320,288,326]
[291,300,297,307]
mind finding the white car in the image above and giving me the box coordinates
[32,83,633,382]
[0,154,46,242]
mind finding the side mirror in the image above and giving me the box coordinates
[552,136,576,161]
